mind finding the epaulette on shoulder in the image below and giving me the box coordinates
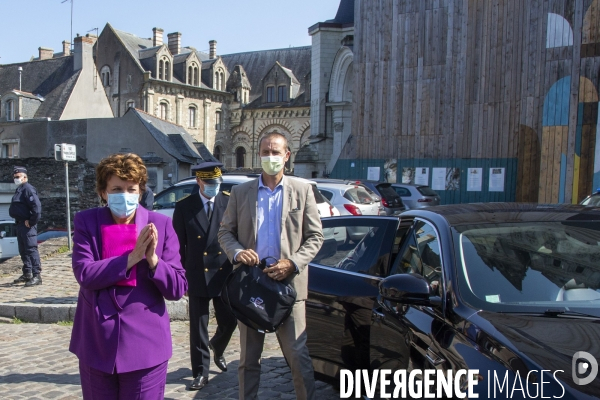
[222,190,230,196]
[176,194,191,202]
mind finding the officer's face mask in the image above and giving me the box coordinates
[202,183,220,198]
[106,192,139,219]
[261,156,285,176]
[14,178,23,185]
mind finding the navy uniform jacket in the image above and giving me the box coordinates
[9,182,41,225]
[173,191,232,298]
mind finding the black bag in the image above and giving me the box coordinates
[221,257,297,333]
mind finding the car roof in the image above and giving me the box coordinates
[391,183,423,188]
[405,203,600,226]
[316,182,365,189]
[173,174,255,186]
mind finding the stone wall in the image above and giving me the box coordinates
[0,158,99,231]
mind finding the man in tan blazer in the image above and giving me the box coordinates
[218,132,324,400]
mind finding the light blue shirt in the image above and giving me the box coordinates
[255,175,284,261]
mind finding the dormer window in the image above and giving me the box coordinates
[158,56,170,81]
[214,69,224,91]
[5,100,15,121]
[266,86,275,103]
[187,62,199,86]
[278,85,287,102]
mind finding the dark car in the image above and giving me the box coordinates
[347,180,405,215]
[306,204,600,399]
[37,229,69,244]
[580,188,600,206]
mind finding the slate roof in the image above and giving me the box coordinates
[220,46,311,103]
[128,108,202,164]
[278,62,300,85]
[0,56,77,120]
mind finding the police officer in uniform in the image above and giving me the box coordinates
[10,166,42,287]
[173,161,236,391]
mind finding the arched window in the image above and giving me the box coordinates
[214,72,219,90]
[278,85,287,102]
[160,102,168,120]
[164,60,170,81]
[189,106,197,128]
[100,65,111,87]
[188,66,193,85]
[236,147,246,168]
[5,100,15,121]
[220,72,224,90]
[214,145,222,161]
[244,91,248,104]
[266,86,275,103]
[215,111,222,130]
[194,67,199,86]
[159,60,164,80]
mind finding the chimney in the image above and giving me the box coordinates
[38,47,54,60]
[73,33,97,71]
[152,27,164,47]
[167,32,181,55]
[209,40,217,59]
[62,40,71,56]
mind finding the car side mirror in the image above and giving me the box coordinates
[0,231,5,238]
[379,273,442,307]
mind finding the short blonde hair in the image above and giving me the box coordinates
[96,153,148,203]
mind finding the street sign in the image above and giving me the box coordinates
[61,144,76,161]
[54,143,76,250]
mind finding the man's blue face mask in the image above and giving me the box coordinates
[202,183,220,198]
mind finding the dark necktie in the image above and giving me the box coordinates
[206,201,212,220]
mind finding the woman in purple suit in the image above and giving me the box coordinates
[69,153,188,399]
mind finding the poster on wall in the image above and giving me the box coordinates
[367,167,380,181]
[432,168,446,190]
[415,167,429,185]
[446,168,461,190]
[489,168,505,191]
[467,168,483,191]
[401,167,416,183]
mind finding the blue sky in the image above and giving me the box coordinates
[0,0,340,65]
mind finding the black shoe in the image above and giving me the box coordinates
[13,273,33,284]
[188,376,208,390]
[24,275,42,287]
[209,342,227,372]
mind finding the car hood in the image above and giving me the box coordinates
[468,311,600,398]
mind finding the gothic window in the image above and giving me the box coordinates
[220,72,224,90]
[188,66,193,85]
[160,102,168,120]
[215,111,222,130]
[189,106,197,128]
[266,86,274,103]
[278,85,287,102]
[194,67,199,86]
[214,145,222,161]
[236,147,246,168]
[164,60,170,81]
[5,100,15,121]
[100,65,111,87]
[214,72,219,90]
[159,57,170,81]
[159,60,164,80]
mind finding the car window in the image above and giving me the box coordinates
[153,185,196,209]
[393,186,412,197]
[313,218,397,277]
[376,184,401,201]
[320,189,334,202]
[391,220,442,293]
[311,185,326,204]
[417,186,438,196]
[0,223,15,236]
[581,194,600,206]
[344,187,374,204]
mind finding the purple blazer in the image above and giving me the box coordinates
[69,205,188,374]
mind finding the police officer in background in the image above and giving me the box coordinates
[10,166,42,287]
[172,161,236,391]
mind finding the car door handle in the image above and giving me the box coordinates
[426,348,445,366]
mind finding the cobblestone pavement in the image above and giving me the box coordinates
[0,321,341,399]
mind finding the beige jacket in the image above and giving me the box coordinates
[218,176,324,300]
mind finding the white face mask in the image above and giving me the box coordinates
[14,178,23,185]
[261,156,285,176]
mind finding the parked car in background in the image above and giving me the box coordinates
[0,220,18,260]
[37,229,69,244]
[580,188,600,207]
[316,182,381,244]
[391,183,441,209]
[347,180,405,215]
[306,204,600,398]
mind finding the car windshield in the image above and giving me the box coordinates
[455,221,600,311]
[417,186,438,196]
[376,184,401,201]
[581,194,600,206]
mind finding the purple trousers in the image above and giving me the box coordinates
[79,360,168,400]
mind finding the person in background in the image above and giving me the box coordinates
[10,166,42,287]
[69,153,187,399]
[173,161,237,390]
[218,132,324,400]
[140,185,155,211]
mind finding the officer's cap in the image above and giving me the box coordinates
[13,166,27,175]
[191,161,223,183]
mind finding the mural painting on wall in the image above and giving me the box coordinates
[445,168,461,191]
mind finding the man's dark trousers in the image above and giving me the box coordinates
[16,222,41,275]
